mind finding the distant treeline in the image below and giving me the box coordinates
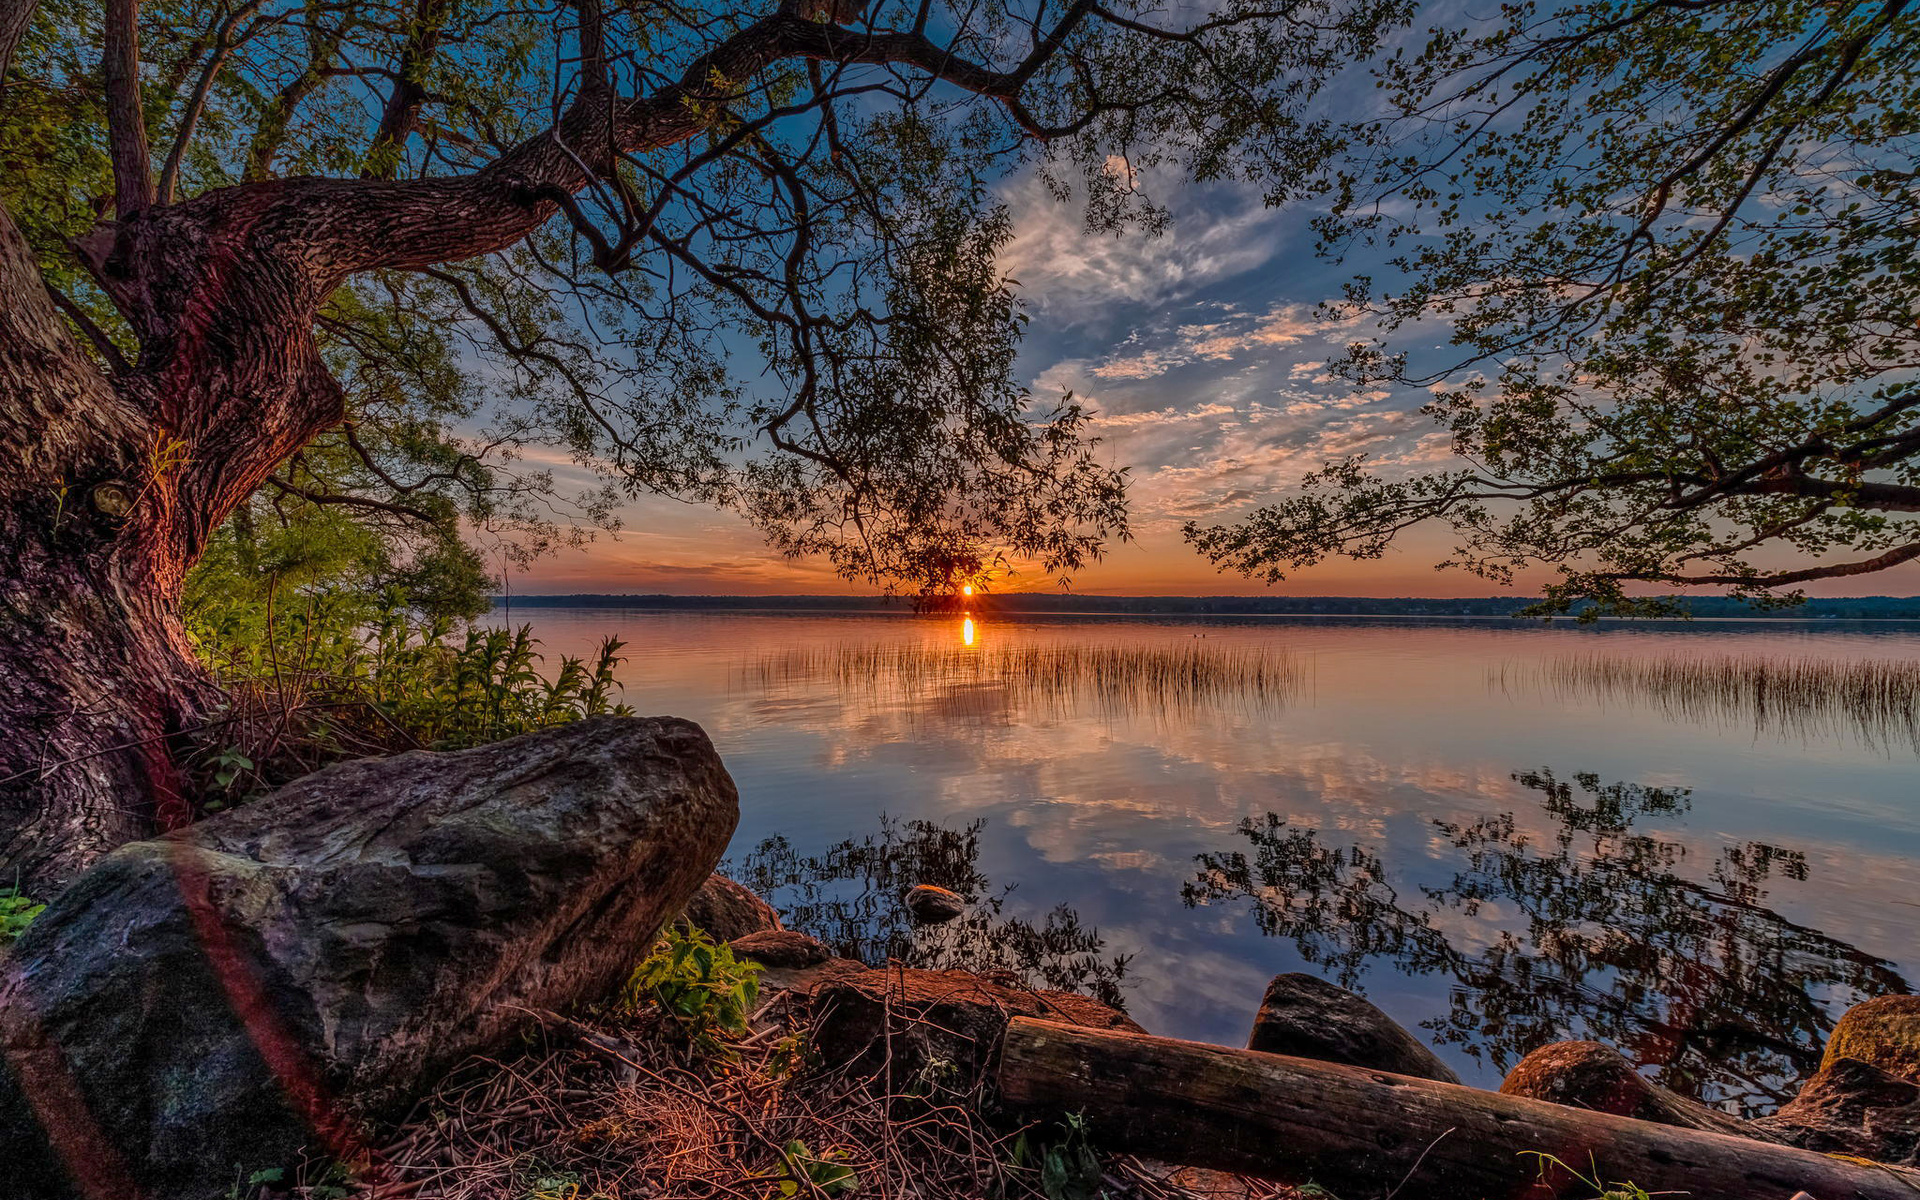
[491,593,1920,620]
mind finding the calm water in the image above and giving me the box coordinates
[496,606,1920,1113]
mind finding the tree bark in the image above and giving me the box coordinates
[0,166,208,893]
[0,543,213,893]
[996,1016,1920,1200]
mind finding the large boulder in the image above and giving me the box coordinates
[1246,974,1460,1084]
[0,716,737,1200]
[1498,1041,1770,1142]
[677,874,782,942]
[1821,995,1920,1083]
[1753,1057,1920,1166]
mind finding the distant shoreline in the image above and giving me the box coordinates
[486,593,1920,621]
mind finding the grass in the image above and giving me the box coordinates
[743,640,1304,723]
[1502,651,1920,752]
[1521,1152,1678,1199]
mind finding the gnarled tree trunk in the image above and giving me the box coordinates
[0,198,219,893]
[0,545,212,892]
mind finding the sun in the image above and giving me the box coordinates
[961,584,974,597]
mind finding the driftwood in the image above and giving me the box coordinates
[997,1017,1920,1199]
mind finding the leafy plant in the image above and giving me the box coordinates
[519,1166,609,1200]
[180,588,633,808]
[1009,1113,1104,1200]
[772,1140,859,1198]
[620,927,762,1058]
[0,887,45,944]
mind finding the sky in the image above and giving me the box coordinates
[508,159,1497,597]
[506,69,1920,599]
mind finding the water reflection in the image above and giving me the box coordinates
[961,615,976,647]
[1504,653,1920,753]
[1184,768,1910,1113]
[727,816,1132,1008]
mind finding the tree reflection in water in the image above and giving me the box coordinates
[1183,769,1910,1114]
[728,816,1132,1008]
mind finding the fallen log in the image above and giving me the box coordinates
[997,1017,1920,1199]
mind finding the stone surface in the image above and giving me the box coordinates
[804,965,1141,1083]
[904,883,966,923]
[728,929,831,969]
[1822,995,1920,1083]
[1246,973,1460,1085]
[1754,1057,1920,1166]
[0,717,737,1200]
[677,874,782,942]
[1498,1041,1768,1141]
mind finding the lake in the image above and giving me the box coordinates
[493,604,1920,1114]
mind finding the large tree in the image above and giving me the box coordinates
[1189,0,1920,616]
[0,0,1403,888]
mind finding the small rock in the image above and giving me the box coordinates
[1822,995,1920,1083]
[1753,1057,1920,1166]
[904,884,966,923]
[677,874,782,941]
[1499,1041,1769,1141]
[1246,973,1460,1084]
[805,966,1140,1083]
[728,929,831,969]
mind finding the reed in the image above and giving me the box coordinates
[740,640,1304,722]
[1513,651,1920,751]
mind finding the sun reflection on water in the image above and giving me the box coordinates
[961,615,976,646]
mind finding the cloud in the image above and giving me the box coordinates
[1081,303,1354,382]
[996,173,1291,318]
[1091,351,1179,381]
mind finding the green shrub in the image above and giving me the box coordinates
[0,888,45,944]
[182,589,631,807]
[620,928,762,1059]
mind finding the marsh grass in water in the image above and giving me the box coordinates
[1500,652,1920,752]
[741,640,1304,723]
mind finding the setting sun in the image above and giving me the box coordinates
[961,584,974,596]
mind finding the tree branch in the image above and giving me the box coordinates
[0,0,37,84]
[1633,540,1920,589]
[102,0,157,216]
[159,0,270,204]
[262,472,438,523]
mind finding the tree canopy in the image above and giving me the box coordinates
[1188,0,1920,615]
[1,0,1409,598]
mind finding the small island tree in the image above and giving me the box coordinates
[0,0,1406,887]
[1189,0,1920,616]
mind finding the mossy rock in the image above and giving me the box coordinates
[1823,995,1920,1083]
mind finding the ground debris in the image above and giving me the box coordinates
[341,998,1309,1200]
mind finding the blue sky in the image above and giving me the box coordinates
[512,157,1497,596]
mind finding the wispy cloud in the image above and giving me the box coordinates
[996,173,1292,319]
